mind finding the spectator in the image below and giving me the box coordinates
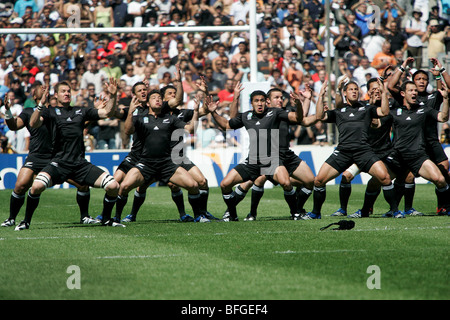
[120,63,143,87]
[351,1,374,37]
[231,42,250,68]
[157,56,177,84]
[212,59,228,89]
[353,56,379,88]
[385,21,408,56]
[217,79,235,109]
[229,0,250,25]
[361,22,386,63]
[113,0,128,27]
[311,121,328,146]
[428,5,449,29]
[80,59,108,96]
[344,13,362,42]
[303,28,324,60]
[371,41,398,76]
[381,0,406,26]
[405,7,427,69]
[421,20,447,61]
[303,0,324,29]
[334,23,352,58]
[30,35,51,66]
[286,59,303,92]
[14,0,38,18]
[203,66,221,96]
[257,47,274,80]
[35,62,58,87]
[94,0,115,28]
[97,117,119,150]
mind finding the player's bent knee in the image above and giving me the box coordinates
[101,174,118,191]
[34,173,51,191]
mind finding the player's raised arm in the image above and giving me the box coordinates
[437,80,449,123]
[377,78,390,117]
[124,96,141,135]
[388,57,414,95]
[287,90,304,124]
[168,63,184,109]
[98,77,118,119]
[316,81,328,121]
[184,95,200,134]
[30,85,49,128]
[3,94,24,131]
[229,81,243,119]
[206,95,231,130]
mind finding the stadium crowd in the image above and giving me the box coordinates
[1,0,450,153]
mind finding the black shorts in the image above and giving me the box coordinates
[22,154,51,174]
[280,149,302,175]
[233,158,276,182]
[117,155,138,174]
[426,140,448,164]
[176,156,196,171]
[42,159,106,186]
[325,147,380,173]
[135,157,180,184]
[385,149,429,177]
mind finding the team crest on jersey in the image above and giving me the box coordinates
[163,118,170,123]
[75,109,82,115]
[358,106,365,111]
[416,109,424,114]
[428,94,434,99]
[266,110,273,117]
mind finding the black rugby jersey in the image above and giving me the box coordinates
[324,101,379,151]
[44,106,100,163]
[390,105,439,154]
[121,106,149,161]
[170,108,194,157]
[279,106,295,151]
[229,107,290,164]
[19,108,53,159]
[365,100,395,153]
[417,91,443,144]
[133,112,187,159]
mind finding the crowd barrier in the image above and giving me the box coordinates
[1,145,449,190]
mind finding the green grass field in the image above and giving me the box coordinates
[0,184,448,301]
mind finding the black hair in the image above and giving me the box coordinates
[250,90,267,101]
[267,88,283,99]
[400,80,416,92]
[132,81,147,94]
[148,89,162,99]
[160,85,176,98]
[343,80,359,91]
[366,78,378,90]
[412,70,429,81]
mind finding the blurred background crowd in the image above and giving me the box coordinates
[1,0,450,154]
